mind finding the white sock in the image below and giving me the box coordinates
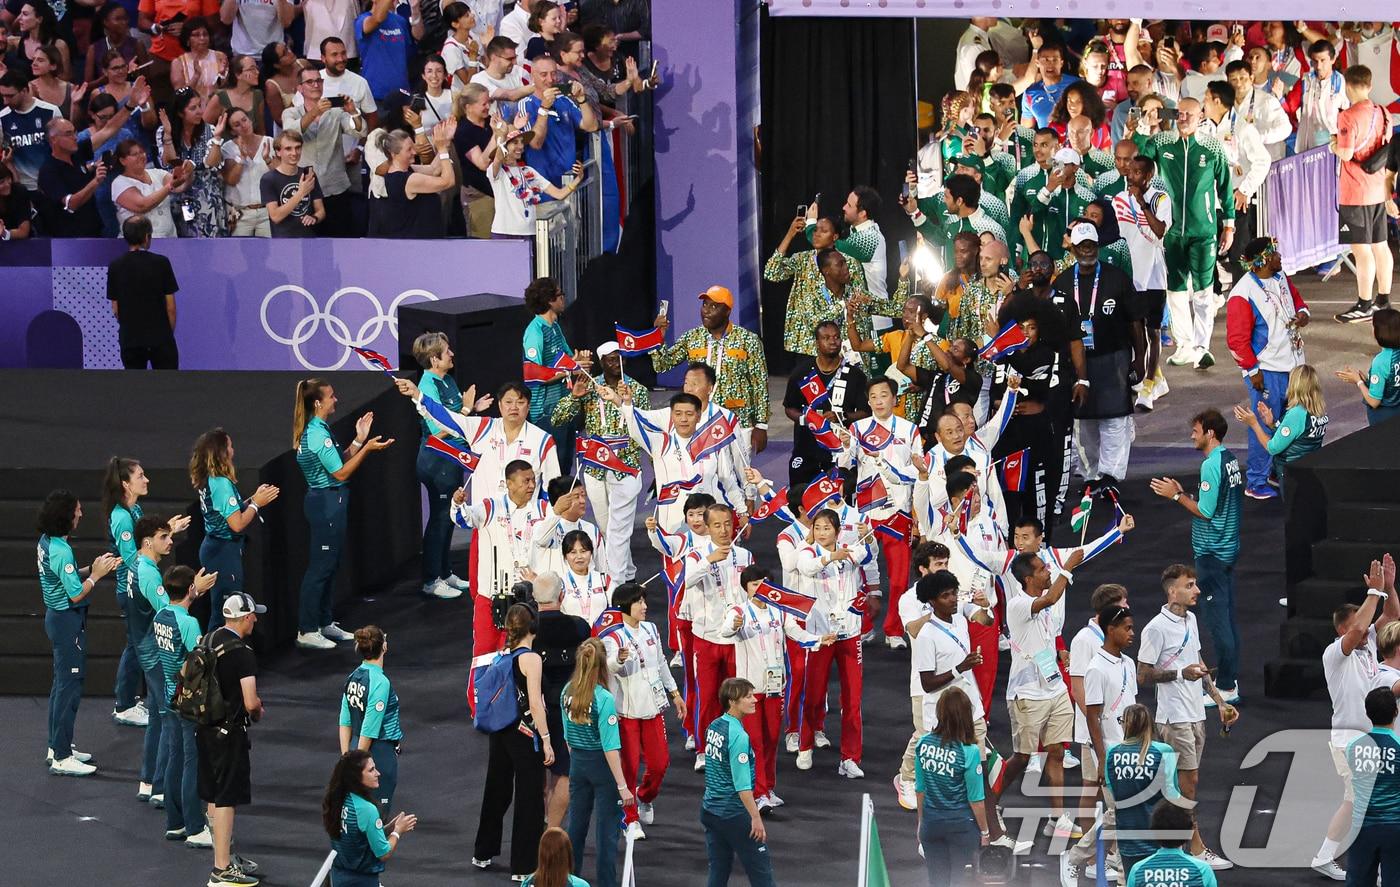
[1316,837,1340,863]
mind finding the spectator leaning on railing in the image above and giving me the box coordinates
[487,113,581,239]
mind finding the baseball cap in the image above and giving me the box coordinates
[1052,147,1082,166]
[1204,24,1229,44]
[223,593,267,618]
[1070,222,1099,245]
[596,341,620,357]
[698,285,733,309]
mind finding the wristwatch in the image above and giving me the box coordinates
[1171,491,1182,501]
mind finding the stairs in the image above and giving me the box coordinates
[0,467,197,696]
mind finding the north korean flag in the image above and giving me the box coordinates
[576,437,639,476]
[615,324,665,355]
[954,495,973,535]
[801,472,844,518]
[855,420,893,455]
[801,407,845,453]
[688,410,738,463]
[662,555,686,608]
[749,488,790,524]
[658,474,702,504]
[592,608,627,639]
[523,361,560,386]
[799,370,831,407]
[873,510,914,542]
[552,352,581,372]
[756,579,817,619]
[1000,448,1029,493]
[855,475,889,514]
[978,321,1030,362]
[352,347,396,376]
[423,435,480,475]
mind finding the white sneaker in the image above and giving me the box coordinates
[637,801,654,825]
[165,828,187,841]
[784,732,799,753]
[838,759,865,779]
[470,858,492,869]
[50,756,96,777]
[1063,749,1080,769]
[860,630,877,644]
[423,579,462,599]
[918,841,925,859]
[669,652,682,668]
[1153,374,1170,399]
[814,731,832,749]
[444,573,470,591]
[693,753,705,772]
[1043,813,1082,839]
[625,820,646,840]
[796,750,813,770]
[990,834,1034,854]
[113,704,148,727]
[684,734,695,751]
[885,635,907,650]
[1203,685,1240,708]
[1060,854,1082,887]
[1196,849,1234,871]
[150,793,165,808]
[320,623,353,642]
[47,747,91,763]
[1027,753,1043,774]
[1134,388,1155,411]
[297,631,336,650]
[767,792,785,808]
[1279,597,1289,607]
[893,774,916,810]
[185,827,213,848]
[1166,349,1198,366]
[755,795,773,813]
[138,782,153,801]
[1311,859,1345,880]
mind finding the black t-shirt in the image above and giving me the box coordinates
[783,357,869,465]
[996,287,1074,353]
[107,249,179,348]
[0,181,34,232]
[209,627,257,725]
[37,143,102,237]
[912,362,982,443]
[989,341,1057,407]
[535,609,590,703]
[1051,261,1140,354]
[453,117,492,194]
[260,166,323,237]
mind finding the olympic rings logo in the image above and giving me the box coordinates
[260,286,438,371]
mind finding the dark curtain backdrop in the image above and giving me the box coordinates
[759,12,918,375]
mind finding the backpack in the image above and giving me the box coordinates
[472,648,527,734]
[171,631,240,727]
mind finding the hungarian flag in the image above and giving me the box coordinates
[1070,487,1093,533]
[352,346,396,376]
[576,437,639,476]
[688,410,738,463]
[873,510,913,542]
[750,488,791,523]
[978,321,1030,362]
[615,324,665,355]
[658,474,702,504]
[855,420,893,455]
[756,579,816,619]
[801,407,844,453]
[855,475,889,514]
[801,473,844,518]
[799,370,831,407]
[423,435,480,475]
[523,361,560,386]
[592,608,627,639]
[1000,448,1029,493]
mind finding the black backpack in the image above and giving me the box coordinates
[171,632,240,727]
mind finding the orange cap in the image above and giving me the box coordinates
[699,285,734,308]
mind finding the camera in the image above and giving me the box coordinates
[409,93,428,113]
[328,96,347,108]
[490,579,535,629]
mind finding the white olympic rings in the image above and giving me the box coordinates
[260,285,438,371]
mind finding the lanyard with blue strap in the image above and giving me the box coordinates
[1074,261,1101,350]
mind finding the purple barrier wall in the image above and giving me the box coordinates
[1,238,532,370]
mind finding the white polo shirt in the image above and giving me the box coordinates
[1006,591,1068,702]
[913,606,986,730]
[902,591,933,696]
[1324,626,1379,748]
[1069,619,1104,743]
[1083,648,1138,748]
[1138,605,1206,725]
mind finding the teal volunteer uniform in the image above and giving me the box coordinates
[1265,405,1328,481]
[701,713,775,887]
[109,501,145,712]
[1125,847,1217,887]
[1104,739,1180,873]
[134,554,171,789]
[1345,727,1400,885]
[340,662,403,810]
[198,475,247,630]
[331,791,392,887]
[1366,346,1400,426]
[40,533,88,762]
[1192,445,1244,695]
[562,682,624,887]
[914,732,985,885]
[416,370,465,590]
[296,416,348,635]
[154,600,204,836]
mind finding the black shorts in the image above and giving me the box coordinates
[545,706,570,777]
[197,724,252,807]
[1340,204,1387,244]
[1141,289,1167,328]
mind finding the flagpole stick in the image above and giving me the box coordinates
[639,571,662,587]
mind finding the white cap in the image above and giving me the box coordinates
[222,593,267,618]
[596,341,620,357]
[1070,222,1099,246]
[1053,147,1082,166]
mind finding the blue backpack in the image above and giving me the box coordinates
[472,648,527,734]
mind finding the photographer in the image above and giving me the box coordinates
[281,68,366,237]
[111,137,192,237]
[519,55,599,188]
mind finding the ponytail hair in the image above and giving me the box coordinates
[322,750,373,839]
[189,427,236,491]
[1121,703,1154,760]
[504,603,536,649]
[354,625,386,661]
[101,456,142,521]
[293,379,329,448]
[564,637,608,724]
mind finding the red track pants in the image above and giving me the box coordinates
[741,694,783,799]
[879,534,913,638]
[969,617,1000,725]
[466,534,505,714]
[692,637,737,741]
[784,638,827,737]
[674,618,698,740]
[800,637,863,763]
[619,714,670,824]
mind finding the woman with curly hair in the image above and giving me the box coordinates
[1048,80,1110,148]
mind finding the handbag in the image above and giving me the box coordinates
[1359,107,1393,175]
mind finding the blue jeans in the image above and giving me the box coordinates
[1346,822,1400,887]
[568,747,622,887]
[112,593,143,710]
[1242,370,1287,490]
[164,711,204,834]
[415,448,462,585]
[140,664,167,785]
[369,738,399,813]
[701,808,776,887]
[1196,554,1240,692]
[919,815,979,886]
[299,488,348,633]
[45,607,86,757]
[200,535,245,632]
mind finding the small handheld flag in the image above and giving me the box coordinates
[1070,488,1093,533]
[523,361,561,386]
[801,407,845,453]
[576,437,639,476]
[756,579,817,619]
[552,352,581,373]
[978,321,1030,362]
[424,435,480,475]
[855,420,893,455]
[688,410,738,463]
[801,473,844,518]
[799,370,831,407]
[855,475,889,514]
[873,510,913,542]
[615,324,665,355]
[749,488,791,524]
[592,608,626,639]
[658,474,702,504]
[955,494,973,535]
[352,347,397,377]
[1000,448,1029,493]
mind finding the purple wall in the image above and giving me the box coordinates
[1,238,532,370]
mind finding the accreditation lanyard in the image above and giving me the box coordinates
[928,615,970,656]
[1159,623,1193,670]
[565,569,601,614]
[743,601,779,662]
[1097,649,1131,716]
[1074,261,1102,319]
[706,329,729,385]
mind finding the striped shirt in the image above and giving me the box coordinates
[560,682,622,751]
[340,662,403,743]
[702,713,754,817]
[38,535,84,611]
[153,603,201,703]
[109,502,143,597]
[297,417,346,489]
[1191,447,1243,564]
[199,476,244,541]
